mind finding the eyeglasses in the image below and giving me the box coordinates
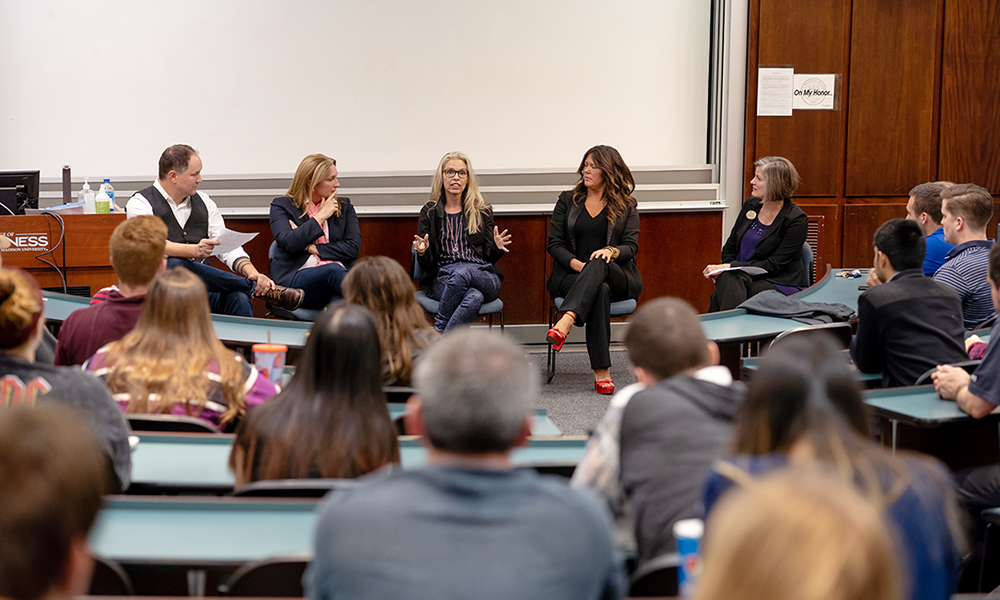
[443,169,469,179]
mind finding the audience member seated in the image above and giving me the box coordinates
[933,183,995,329]
[0,268,131,492]
[55,216,168,366]
[703,335,963,600]
[703,156,808,312]
[343,256,438,386]
[86,268,277,431]
[304,329,626,600]
[269,153,360,309]
[127,143,303,317]
[0,237,57,365]
[546,145,642,394]
[851,218,967,387]
[0,405,110,600]
[230,302,399,486]
[572,297,743,567]
[933,241,1000,590]
[906,181,955,275]
[694,470,904,600]
[413,151,511,332]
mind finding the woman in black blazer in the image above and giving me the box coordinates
[703,156,808,312]
[413,151,511,332]
[546,145,642,394]
[269,154,360,309]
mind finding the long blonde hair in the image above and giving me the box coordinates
[695,469,904,600]
[343,256,437,385]
[102,269,246,424]
[285,153,341,215]
[428,151,490,235]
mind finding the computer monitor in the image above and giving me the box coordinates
[0,170,40,215]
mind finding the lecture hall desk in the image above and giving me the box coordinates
[864,386,1000,471]
[698,268,866,378]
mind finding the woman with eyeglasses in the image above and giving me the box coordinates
[413,151,511,332]
[545,145,642,395]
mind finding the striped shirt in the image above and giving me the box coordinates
[438,212,486,266]
[933,239,994,330]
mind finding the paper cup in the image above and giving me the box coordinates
[252,343,287,385]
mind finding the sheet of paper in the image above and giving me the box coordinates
[706,266,767,277]
[212,228,257,256]
[793,74,837,110]
[757,68,794,116]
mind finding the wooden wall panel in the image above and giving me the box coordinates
[845,0,940,196]
[636,212,723,314]
[798,203,841,268]
[842,203,908,267]
[748,0,848,197]
[939,0,1000,192]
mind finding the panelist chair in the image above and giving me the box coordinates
[545,296,637,384]
[410,248,504,331]
[801,240,815,286]
[265,242,323,322]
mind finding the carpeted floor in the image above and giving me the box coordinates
[526,345,636,436]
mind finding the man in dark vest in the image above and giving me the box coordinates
[126,144,302,316]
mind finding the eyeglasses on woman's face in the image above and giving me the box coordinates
[443,169,469,179]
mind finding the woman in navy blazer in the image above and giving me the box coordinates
[269,154,360,309]
[703,156,808,312]
[546,146,642,394]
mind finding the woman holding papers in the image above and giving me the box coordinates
[545,145,642,395]
[269,153,361,309]
[703,156,808,311]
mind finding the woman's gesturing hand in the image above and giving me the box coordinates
[493,226,512,252]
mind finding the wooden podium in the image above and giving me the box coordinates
[0,213,125,294]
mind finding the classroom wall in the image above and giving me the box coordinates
[1,0,712,178]
[743,0,1000,269]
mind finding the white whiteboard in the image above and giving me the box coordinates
[0,0,711,179]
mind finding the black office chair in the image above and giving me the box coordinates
[768,321,853,351]
[384,385,417,404]
[218,556,311,596]
[973,313,998,331]
[913,359,982,386]
[232,478,358,498]
[265,241,323,322]
[628,552,679,597]
[127,414,222,434]
[88,556,135,596]
[410,248,504,330]
[545,296,636,384]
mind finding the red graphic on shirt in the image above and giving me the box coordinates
[0,375,53,407]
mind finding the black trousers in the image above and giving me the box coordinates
[555,260,629,370]
[708,269,778,312]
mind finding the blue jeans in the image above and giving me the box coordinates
[168,258,254,317]
[429,262,500,332]
[289,262,349,309]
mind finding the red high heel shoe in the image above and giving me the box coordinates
[595,379,615,395]
[546,327,567,352]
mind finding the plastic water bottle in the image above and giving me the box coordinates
[78,178,96,214]
[100,178,116,211]
[674,518,704,599]
[95,189,111,214]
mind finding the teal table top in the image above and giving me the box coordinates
[743,350,883,383]
[42,291,312,348]
[129,433,585,492]
[384,405,561,436]
[89,496,318,565]
[698,268,865,344]
[863,385,1000,426]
